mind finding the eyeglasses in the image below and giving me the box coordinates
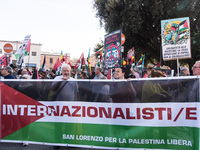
[192,66,200,69]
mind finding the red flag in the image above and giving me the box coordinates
[53,58,61,71]
[156,61,161,68]
[107,69,111,79]
[143,73,147,78]
[26,68,32,76]
[36,68,39,79]
[126,58,129,65]
[68,62,72,69]
[65,54,68,63]
[4,56,7,66]
[26,39,31,52]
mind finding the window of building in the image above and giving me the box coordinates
[50,58,53,64]
[32,52,37,56]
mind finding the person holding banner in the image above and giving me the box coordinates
[51,64,79,101]
[141,69,173,103]
[188,61,200,102]
[109,67,137,103]
[90,67,111,102]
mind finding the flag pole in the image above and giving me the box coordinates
[28,52,30,69]
[110,68,112,79]
[177,58,179,76]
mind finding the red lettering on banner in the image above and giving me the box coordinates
[155,108,166,120]
[82,106,86,117]
[137,108,141,119]
[60,106,71,116]
[87,107,98,117]
[113,108,125,119]
[186,107,197,120]
[173,108,184,122]
[48,106,60,116]
[142,108,154,119]
[72,106,81,117]
[167,108,172,120]
[99,107,111,118]
[126,108,135,119]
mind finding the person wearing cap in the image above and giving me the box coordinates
[180,67,189,76]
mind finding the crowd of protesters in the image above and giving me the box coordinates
[0,61,193,80]
[0,62,198,149]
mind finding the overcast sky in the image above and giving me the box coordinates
[0,0,106,58]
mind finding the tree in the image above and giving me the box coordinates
[93,40,104,58]
[93,0,200,70]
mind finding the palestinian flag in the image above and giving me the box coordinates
[179,20,189,33]
[153,61,161,69]
[85,49,91,75]
[53,58,61,71]
[15,35,31,60]
[85,57,90,75]
[41,55,46,71]
[74,53,85,70]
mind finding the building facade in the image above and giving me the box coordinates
[90,53,98,67]
[0,40,98,71]
[40,51,70,70]
[0,40,42,68]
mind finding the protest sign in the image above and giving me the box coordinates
[104,30,122,69]
[161,17,191,61]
